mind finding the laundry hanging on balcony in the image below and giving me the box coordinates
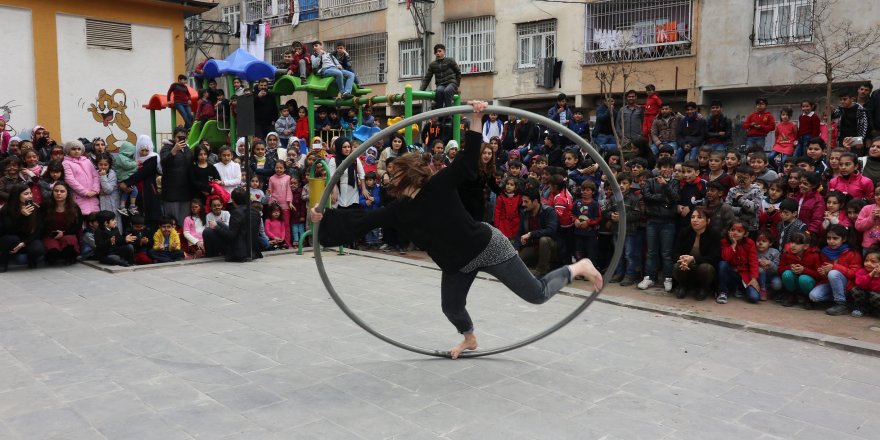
[239,21,266,61]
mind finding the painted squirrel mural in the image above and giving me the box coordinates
[87,88,136,152]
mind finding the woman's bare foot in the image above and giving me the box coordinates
[448,332,478,359]
[569,259,603,291]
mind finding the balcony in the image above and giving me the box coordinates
[584,0,693,65]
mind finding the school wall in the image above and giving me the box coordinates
[0,5,38,138]
[56,14,175,151]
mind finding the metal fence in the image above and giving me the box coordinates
[753,0,813,47]
[321,0,387,19]
[584,0,693,64]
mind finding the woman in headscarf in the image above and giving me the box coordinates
[326,137,366,210]
[120,135,162,226]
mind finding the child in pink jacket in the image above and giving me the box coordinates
[267,161,293,239]
[852,250,880,317]
[62,140,100,215]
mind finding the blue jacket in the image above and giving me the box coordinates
[359,184,381,211]
[592,104,617,137]
[515,204,559,250]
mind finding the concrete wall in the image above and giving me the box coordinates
[56,14,174,150]
[0,5,38,136]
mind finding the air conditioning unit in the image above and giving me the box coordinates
[535,57,558,88]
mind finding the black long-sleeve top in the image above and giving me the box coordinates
[319,131,490,272]
[189,162,221,196]
[0,206,43,243]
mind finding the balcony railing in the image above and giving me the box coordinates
[321,0,387,19]
[584,0,693,64]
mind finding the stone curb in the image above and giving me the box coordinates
[340,249,880,358]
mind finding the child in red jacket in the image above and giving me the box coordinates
[718,222,760,304]
[494,177,522,242]
[642,84,662,139]
[809,224,862,315]
[743,97,776,150]
[852,249,880,317]
[779,232,821,307]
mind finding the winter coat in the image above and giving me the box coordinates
[552,189,575,228]
[62,155,100,215]
[99,169,120,213]
[677,113,707,147]
[617,105,645,140]
[828,172,873,201]
[725,184,763,231]
[275,115,297,139]
[721,237,760,284]
[159,141,194,202]
[855,268,880,292]
[516,204,559,250]
[592,104,617,137]
[494,193,522,239]
[420,57,461,89]
[123,156,162,223]
[832,104,869,141]
[795,191,826,236]
[817,248,861,290]
[705,201,736,236]
[743,111,776,137]
[152,229,182,252]
[706,113,732,145]
[651,114,680,145]
[548,105,573,127]
[114,142,138,182]
[268,173,293,208]
[294,116,310,140]
[855,203,880,250]
[642,177,679,221]
[196,98,216,121]
[778,245,821,279]
[674,227,721,268]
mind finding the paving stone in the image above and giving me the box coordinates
[4,407,90,439]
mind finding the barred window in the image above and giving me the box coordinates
[517,20,556,69]
[337,33,388,84]
[266,46,287,67]
[85,19,133,51]
[584,0,693,65]
[244,0,292,25]
[399,39,423,79]
[754,0,813,47]
[221,5,240,33]
[444,16,496,74]
[321,0,387,19]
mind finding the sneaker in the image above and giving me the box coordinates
[610,273,624,283]
[637,276,654,290]
[341,92,353,99]
[128,206,139,216]
[398,246,407,255]
[663,278,673,292]
[733,290,744,298]
[674,286,687,299]
[117,207,129,216]
[826,303,848,316]
[852,308,865,318]
[379,244,391,252]
[759,288,768,301]
[716,292,728,304]
[619,276,636,287]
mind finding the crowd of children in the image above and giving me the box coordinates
[4,72,880,321]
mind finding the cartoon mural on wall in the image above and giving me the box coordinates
[1,100,21,137]
[87,89,136,152]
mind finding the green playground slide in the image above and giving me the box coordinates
[186,120,227,148]
[271,74,372,99]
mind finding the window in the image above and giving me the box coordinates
[266,46,287,67]
[321,0,388,19]
[443,16,496,74]
[517,20,556,69]
[584,0,692,64]
[221,4,241,33]
[300,0,319,21]
[754,0,813,47]
[244,0,292,25]
[85,19,133,51]
[337,33,388,84]
[399,39,423,79]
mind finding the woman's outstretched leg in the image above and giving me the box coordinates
[483,256,603,305]
[441,270,480,359]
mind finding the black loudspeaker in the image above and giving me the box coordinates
[236,93,255,136]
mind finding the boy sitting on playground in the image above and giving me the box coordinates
[289,42,311,82]
[332,42,359,85]
[311,41,356,100]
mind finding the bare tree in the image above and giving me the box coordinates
[790,0,880,127]
[589,48,653,155]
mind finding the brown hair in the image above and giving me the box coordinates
[386,152,433,198]
[478,143,495,178]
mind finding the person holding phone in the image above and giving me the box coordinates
[0,183,45,272]
[159,127,195,226]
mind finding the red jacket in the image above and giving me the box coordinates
[759,209,781,240]
[294,116,310,140]
[494,192,522,239]
[196,99,216,120]
[828,172,874,200]
[552,189,575,228]
[721,237,759,284]
[167,82,190,104]
[817,247,861,290]
[798,112,821,138]
[743,111,776,137]
[642,94,663,139]
[778,245,821,279]
[795,190,826,236]
[855,268,880,291]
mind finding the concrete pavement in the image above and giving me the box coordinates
[1,253,879,439]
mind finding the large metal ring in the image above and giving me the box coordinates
[314,105,626,358]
